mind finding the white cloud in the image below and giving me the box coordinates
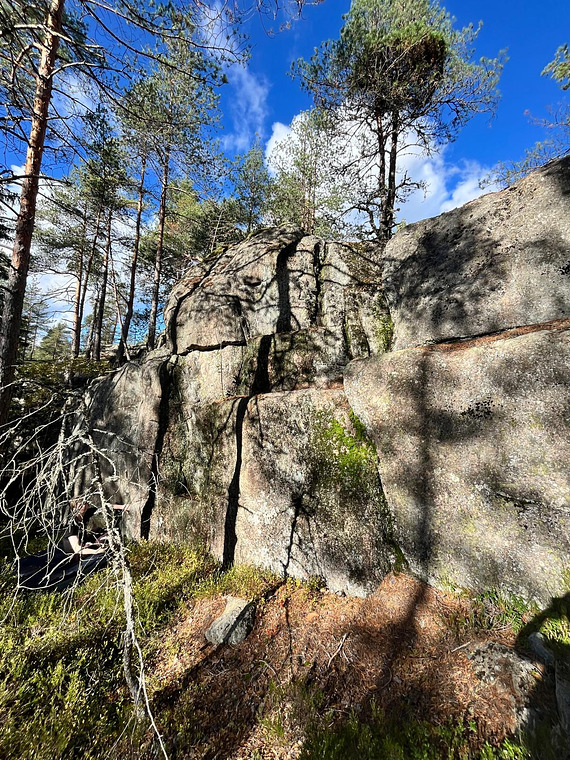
[223,64,270,153]
[399,155,494,224]
[265,121,292,172]
[265,109,497,229]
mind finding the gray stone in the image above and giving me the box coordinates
[164,225,311,354]
[467,642,547,738]
[344,323,570,604]
[151,395,240,558]
[382,156,570,350]
[77,351,168,538]
[174,328,347,408]
[528,632,556,666]
[205,596,256,645]
[319,240,389,357]
[236,388,393,596]
[84,158,570,610]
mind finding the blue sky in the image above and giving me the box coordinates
[221,0,570,221]
[5,0,568,230]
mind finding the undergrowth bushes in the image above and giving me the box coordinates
[0,543,536,759]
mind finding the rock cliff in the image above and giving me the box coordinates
[84,156,570,604]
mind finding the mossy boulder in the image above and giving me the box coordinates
[236,389,394,595]
[345,324,570,604]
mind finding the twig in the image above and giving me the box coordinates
[327,632,349,668]
[451,641,473,653]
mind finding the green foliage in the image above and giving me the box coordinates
[298,700,529,759]
[543,44,570,90]
[293,0,504,240]
[234,139,274,234]
[267,108,349,237]
[34,322,72,361]
[442,587,535,639]
[491,44,570,186]
[311,410,379,496]
[164,180,244,263]
[209,563,280,600]
[535,595,570,657]
[0,542,223,759]
[12,357,109,418]
[470,590,532,634]
[376,312,394,353]
[260,676,528,759]
[0,543,538,759]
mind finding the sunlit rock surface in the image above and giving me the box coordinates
[88,157,570,604]
[383,156,570,350]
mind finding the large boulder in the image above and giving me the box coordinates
[83,158,570,606]
[344,321,570,604]
[164,228,386,363]
[236,389,393,596]
[79,350,168,537]
[164,226,313,353]
[153,386,394,595]
[382,156,570,350]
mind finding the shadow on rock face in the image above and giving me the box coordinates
[515,593,570,758]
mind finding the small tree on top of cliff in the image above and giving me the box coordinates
[491,44,570,187]
[293,0,504,241]
[234,140,273,235]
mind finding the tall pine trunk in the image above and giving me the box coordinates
[0,0,65,425]
[72,203,89,357]
[375,109,389,242]
[381,110,399,242]
[78,205,103,356]
[147,150,169,350]
[93,210,112,362]
[118,153,146,364]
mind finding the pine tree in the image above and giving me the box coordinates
[234,139,273,234]
[293,0,504,241]
[267,109,348,237]
[491,45,570,186]
[35,322,72,361]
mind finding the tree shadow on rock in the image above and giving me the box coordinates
[515,593,570,759]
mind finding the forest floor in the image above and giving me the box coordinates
[0,543,562,759]
[146,569,554,759]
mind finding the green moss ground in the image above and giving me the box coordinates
[0,543,539,759]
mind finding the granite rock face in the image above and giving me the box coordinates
[344,322,570,603]
[383,156,570,350]
[76,350,168,537]
[236,389,393,596]
[146,227,390,594]
[86,158,570,606]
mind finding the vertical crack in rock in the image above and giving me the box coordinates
[223,336,274,569]
[250,334,272,396]
[223,396,248,569]
[312,239,325,327]
[141,358,175,539]
[283,495,304,578]
[276,241,296,333]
